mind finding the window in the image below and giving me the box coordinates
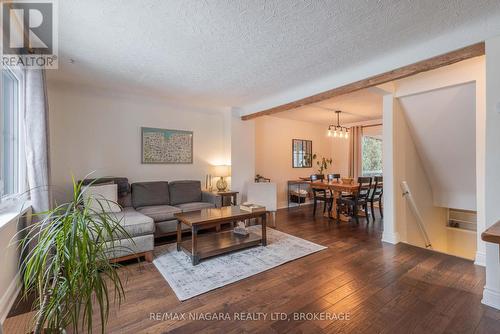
[1,66,25,201]
[362,135,383,177]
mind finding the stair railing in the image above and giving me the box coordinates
[400,181,432,248]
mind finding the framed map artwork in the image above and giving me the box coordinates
[141,127,193,164]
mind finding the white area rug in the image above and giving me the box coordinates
[153,226,327,301]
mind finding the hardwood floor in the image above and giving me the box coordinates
[98,206,500,333]
[8,206,500,333]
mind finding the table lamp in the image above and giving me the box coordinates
[213,165,230,191]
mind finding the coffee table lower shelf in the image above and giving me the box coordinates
[178,230,264,265]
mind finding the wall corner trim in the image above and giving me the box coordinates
[382,232,401,245]
[482,287,500,310]
[475,251,486,267]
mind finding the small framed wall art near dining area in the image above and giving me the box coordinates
[141,127,193,164]
[292,139,312,168]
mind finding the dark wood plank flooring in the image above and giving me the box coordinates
[98,206,500,333]
[9,206,500,333]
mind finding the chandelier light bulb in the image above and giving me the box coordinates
[328,111,348,140]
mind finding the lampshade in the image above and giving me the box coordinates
[213,165,231,177]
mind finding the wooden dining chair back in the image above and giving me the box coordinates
[310,174,324,181]
[310,175,332,217]
[357,176,373,202]
[336,176,372,224]
[370,176,383,218]
[327,173,341,182]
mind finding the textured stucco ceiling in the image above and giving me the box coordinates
[272,89,382,124]
[48,0,500,109]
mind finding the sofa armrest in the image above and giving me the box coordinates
[202,191,222,207]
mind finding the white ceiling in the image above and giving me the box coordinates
[272,88,382,125]
[49,0,500,109]
[399,82,476,210]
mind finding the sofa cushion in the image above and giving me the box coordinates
[136,205,181,222]
[169,180,202,205]
[155,220,190,236]
[176,201,215,212]
[105,234,154,259]
[131,181,169,208]
[98,207,154,239]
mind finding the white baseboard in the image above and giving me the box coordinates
[0,272,21,324]
[382,231,400,245]
[482,287,500,310]
[474,251,486,267]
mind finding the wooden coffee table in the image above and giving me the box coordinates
[174,206,267,265]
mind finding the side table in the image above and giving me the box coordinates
[214,191,239,207]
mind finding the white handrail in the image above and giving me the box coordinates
[400,181,432,248]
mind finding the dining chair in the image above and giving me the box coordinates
[327,173,341,182]
[310,174,332,217]
[369,176,383,219]
[312,174,325,181]
[325,173,341,209]
[336,176,372,224]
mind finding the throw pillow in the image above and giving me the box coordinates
[82,183,122,213]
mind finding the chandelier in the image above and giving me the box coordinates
[327,110,349,139]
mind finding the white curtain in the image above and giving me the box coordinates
[24,69,51,213]
[348,126,362,180]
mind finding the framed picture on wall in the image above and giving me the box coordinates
[141,127,193,164]
[292,139,312,168]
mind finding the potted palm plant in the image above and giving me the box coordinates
[17,178,133,333]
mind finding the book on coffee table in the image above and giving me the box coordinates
[240,202,266,212]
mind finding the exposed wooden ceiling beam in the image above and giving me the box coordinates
[241,42,485,120]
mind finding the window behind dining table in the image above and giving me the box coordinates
[361,134,383,177]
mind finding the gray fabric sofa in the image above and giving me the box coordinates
[81,177,155,262]
[81,178,221,262]
[131,180,221,237]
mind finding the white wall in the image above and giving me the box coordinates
[48,82,228,202]
[382,93,476,260]
[230,108,255,203]
[0,218,20,323]
[382,95,399,244]
[362,124,383,138]
[483,35,500,310]
[0,207,30,324]
[394,56,486,265]
[399,82,476,210]
[254,116,348,208]
[393,99,449,252]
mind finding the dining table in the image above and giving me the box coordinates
[309,180,362,221]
